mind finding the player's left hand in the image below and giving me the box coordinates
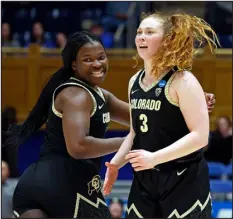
[125,149,156,172]
[205,92,216,113]
[103,162,119,195]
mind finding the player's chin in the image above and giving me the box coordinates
[90,74,106,86]
[138,51,154,61]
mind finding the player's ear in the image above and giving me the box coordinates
[72,61,77,71]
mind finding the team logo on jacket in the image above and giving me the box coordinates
[155,88,162,97]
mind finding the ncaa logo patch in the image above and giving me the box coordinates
[158,80,166,88]
[155,88,162,97]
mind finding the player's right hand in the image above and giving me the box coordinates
[103,161,119,195]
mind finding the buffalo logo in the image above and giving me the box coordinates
[88,175,101,196]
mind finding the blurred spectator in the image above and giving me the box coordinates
[81,19,94,32]
[91,23,114,48]
[56,32,67,49]
[2,22,20,47]
[2,106,19,178]
[205,2,232,48]
[2,106,18,148]
[2,161,18,218]
[205,116,232,164]
[109,197,124,218]
[2,161,11,218]
[2,161,10,184]
[2,106,18,133]
[102,2,130,32]
[25,22,55,48]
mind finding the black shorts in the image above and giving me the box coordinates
[126,158,212,218]
[13,155,111,218]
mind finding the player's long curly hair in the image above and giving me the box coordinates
[4,31,103,151]
[134,11,220,76]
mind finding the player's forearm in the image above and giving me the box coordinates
[73,137,124,159]
[110,102,130,127]
[111,117,130,127]
[111,131,135,168]
[153,131,208,165]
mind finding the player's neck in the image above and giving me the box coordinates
[144,60,153,79]
[144,60,167,81]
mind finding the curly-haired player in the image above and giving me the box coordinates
[103,12,219,218]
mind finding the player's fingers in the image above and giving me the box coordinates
[134,166,145,172]
[131,162,142,168]
[105,162,110,168]
[103,180,109,190]
[209,102,215,106]
[211,99,216,104]
[105,162,118,170]
[210,94,215,99]
[104,185,112,195]
[128,157,140,164]
[125,152,140,160]
[208,104,214,111]
[103,185,108,195]
[103,188,109,196]
[128,150,143,153]
[103,179,109,189]
[105,173,117,183]
[208,99,215,105]
[105,162,115,168]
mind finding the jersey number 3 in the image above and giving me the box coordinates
[140,114,148,132]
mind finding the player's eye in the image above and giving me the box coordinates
[84,58,92,62]
[99,55,106,60]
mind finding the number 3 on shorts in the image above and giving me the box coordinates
[140,114,148,132]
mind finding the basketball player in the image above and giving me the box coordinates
[103,12,219,218]
[5,31,215,218]
[5,31,130,218]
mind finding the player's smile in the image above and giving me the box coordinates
[91,66,106,78]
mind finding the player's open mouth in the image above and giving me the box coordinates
[139,45,148,49]
[92,71,105,77]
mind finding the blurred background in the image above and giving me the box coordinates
[2,1,232,218]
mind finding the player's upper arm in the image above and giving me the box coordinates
[59,86,93,158]
[101,89,130,127]
[174,71,209,146]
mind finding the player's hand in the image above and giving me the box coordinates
[103,162,119,195]
[125,149,156,172]
[205,92,216,113]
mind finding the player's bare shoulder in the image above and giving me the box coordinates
[61,86,90,103]
[173,70,200,90]
[56,86,93,113]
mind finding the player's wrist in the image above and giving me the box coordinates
[152,152,160,167]
[109,160,120,169]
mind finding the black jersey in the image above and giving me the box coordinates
[129,68,202,169]
[40,77,110,171]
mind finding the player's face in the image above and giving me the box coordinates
[73,41,108,86]
[135,17,164,61]
[2,23,10,38]
[2,161,9,184]
[217,117,231,134]
[109,203,123,218]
